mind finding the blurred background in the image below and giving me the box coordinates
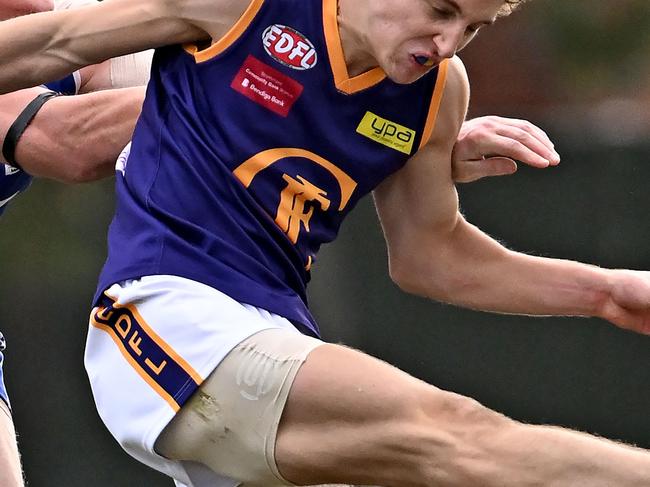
[1,0,649,485]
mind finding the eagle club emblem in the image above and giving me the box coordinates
[262,24,318,70]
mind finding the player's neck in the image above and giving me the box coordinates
[337,0,379,77]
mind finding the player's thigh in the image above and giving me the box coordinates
[157,327,503,487]
[0,401,23,487]
[156,327,324,486]
[275,343,491,487]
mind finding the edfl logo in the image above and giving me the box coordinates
[262,24,318,70]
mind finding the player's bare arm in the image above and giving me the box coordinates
[0,0,258,93]
[452,115,561,182]
[0,86,145,182]
[375,56,650,335]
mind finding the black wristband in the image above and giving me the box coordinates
[2,90,60,170]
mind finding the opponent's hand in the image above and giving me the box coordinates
[599,270,650,335]
[452,116,561,183]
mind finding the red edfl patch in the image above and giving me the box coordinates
[262,24,318,70]
[231,55,304,117]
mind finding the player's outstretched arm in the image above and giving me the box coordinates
[452,115,561,183]
[375,56,650,336]
[0,0,203,94]
[0,86,145,183]
[0,0,264,94]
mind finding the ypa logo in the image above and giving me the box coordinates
[262,24,318,70]
[356,112,416,155]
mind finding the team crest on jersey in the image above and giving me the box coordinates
[233,148,358,269]
[262,24,318,70]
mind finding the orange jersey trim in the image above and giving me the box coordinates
[184,0,265,63]
[322,0,386,94]
[418,59,450,150]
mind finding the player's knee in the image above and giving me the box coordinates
[397,387,513,486]
[419,388,506,430]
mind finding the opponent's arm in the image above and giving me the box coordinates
[0,0,258,93]
[0,401,22,487]
[0,86,145,183]
[78,50,154,93]
[374,56,650,335]
[452,115,561,183]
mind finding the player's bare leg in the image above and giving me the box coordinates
[0,400,23,487]
[275,344,650,487]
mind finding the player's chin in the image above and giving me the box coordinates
[388,69,429,85]
[386,59,433,84]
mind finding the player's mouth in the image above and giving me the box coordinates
[413,55,436,67]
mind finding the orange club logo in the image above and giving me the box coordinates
[233,148,357,267]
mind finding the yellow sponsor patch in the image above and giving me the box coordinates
[356,111,416,155]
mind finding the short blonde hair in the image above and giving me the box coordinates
[498,0,529,16]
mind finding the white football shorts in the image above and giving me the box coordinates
[85,275,315,487]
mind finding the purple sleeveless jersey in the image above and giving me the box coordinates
[94,0,448,337]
